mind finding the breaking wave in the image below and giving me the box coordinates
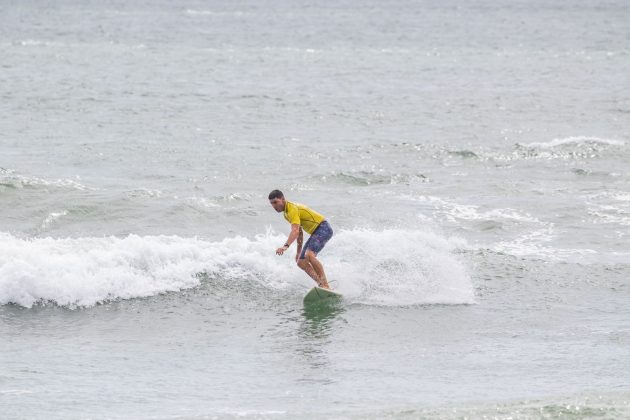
[0,229,473,308]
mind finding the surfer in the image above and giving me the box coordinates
[268,190,333,289]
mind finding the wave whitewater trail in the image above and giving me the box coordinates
[0,229,474,308]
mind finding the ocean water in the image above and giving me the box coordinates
[1,0,630,418]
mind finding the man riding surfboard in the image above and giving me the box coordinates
[268,190,333,289]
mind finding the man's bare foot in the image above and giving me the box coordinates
[318,279,330,289]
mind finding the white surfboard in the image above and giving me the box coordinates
[303,286,342,304]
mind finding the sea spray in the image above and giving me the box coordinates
[0,229,473,308]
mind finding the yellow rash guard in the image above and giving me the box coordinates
[283,201,325,234]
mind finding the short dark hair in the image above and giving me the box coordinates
[268,189,284,200]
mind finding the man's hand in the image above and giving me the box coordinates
[277,225,300,256]
[295,247,302,262]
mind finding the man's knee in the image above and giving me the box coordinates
[297,258,308,269]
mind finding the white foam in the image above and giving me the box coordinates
[185,9,216,15]
[0,229,474,308]
[0,389,33,395]
[185,9,245,16]
[520,136,625,149]
[403,195,540,224]
[586,191,630,226]
[125,188,162,198]
[491,227,598,263]
[15,39,63,47]
[329,229,474,306]
[184,196,221,209]
[0,170,94,191]
[40,211,68,230]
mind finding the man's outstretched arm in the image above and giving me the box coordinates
[276,224,301,255]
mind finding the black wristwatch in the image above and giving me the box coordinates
[283,243,290,248]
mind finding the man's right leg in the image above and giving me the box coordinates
[304,250,329,289]
[297,258,323,286]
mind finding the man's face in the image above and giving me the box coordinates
[269,197,286,213]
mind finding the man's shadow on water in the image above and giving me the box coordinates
[295,300,346,377]
[301,300,345,331]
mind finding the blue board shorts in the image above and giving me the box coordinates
[299,220,333,260]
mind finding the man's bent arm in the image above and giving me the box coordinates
[285,224,301,247]
[296,227,303,255]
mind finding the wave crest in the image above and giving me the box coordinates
[518,136,625,149]
[0,229,473,308]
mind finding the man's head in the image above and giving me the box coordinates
[268,189,286,212]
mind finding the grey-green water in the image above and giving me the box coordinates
[2,0,630,418]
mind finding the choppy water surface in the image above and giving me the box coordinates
[1,0,630,418]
